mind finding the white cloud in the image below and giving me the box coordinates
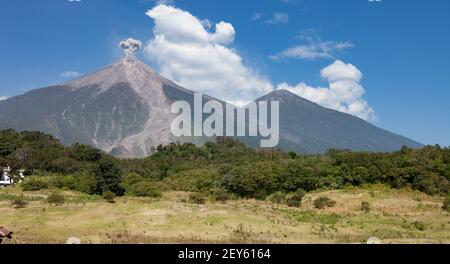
[144,4,273,106]
[276,60,375,121]
[270,41,354,61]
[252,12,263,21]
[209,21,235,45]
[143,5,374,120]
[266,12,290,25]
[60,71,81,79]
[0,96,7,101]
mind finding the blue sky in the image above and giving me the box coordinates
[0,0,449,146]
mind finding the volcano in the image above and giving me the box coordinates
[0,57,217,157]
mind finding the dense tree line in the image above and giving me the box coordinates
[1,129,449,200]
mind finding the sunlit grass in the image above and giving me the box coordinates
[1,185,449,244]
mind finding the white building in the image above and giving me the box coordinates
[0,167,27,186]
[0,167,12,186]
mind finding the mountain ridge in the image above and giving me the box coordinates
[0,57,422,157]
[255,89,422,153]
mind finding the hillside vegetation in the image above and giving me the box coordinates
[1,129,449,201]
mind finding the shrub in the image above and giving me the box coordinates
[46,192,65,206]
[286,189,306,208]
[189,193,206,204]
[361,201,371,212]
[288,151,297,159]
[164,169,219,192]
[49,174,76,190]
[210,188,231,203]
[443,196,450,212]
[103,191,116,203]
[411,221,427,231]
[21,178,49,191]
[267,192,286,204]
[11,194,28,209]
[74,173,97,194]
[121,173,144,192]
[313,197,336,209]
[131,181,161,198]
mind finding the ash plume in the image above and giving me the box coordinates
[119,38,143,56]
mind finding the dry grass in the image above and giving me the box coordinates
[1,185,449,244]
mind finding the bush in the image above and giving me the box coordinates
[163,169,219,192]
[21,178,49,191]
[74,174,97,194]
[411,221,427,231]
[361,201,371,212]
[286,189,306,208]
[313,197,336,209]
[49,174,76,190]
[189,193,206,204]
[131,181,161,198]
[210,188,231,203]
[121,173,144,192]
[443,196,450,212]
[103,191,116,203]
[11,194,28,209]
[267,192,286,204]
[288,151,297,159]
[46,192,65,206]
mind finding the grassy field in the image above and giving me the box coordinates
[1,185,449,244]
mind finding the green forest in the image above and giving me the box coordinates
[1,129,450,205]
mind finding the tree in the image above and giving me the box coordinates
[90,158,124,196]
[347,166,369,185]
[220,162,280,199]
[71,143,102,162]
[278,161,319,192]
[0,140,16,157]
